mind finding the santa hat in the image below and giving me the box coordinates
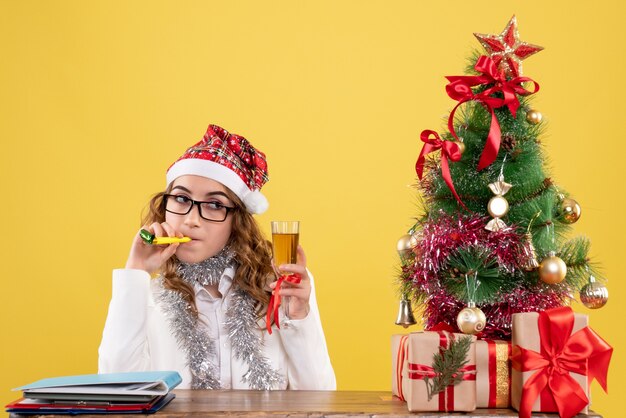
[166,124,269,214]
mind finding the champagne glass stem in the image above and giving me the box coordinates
[283,295,290,320]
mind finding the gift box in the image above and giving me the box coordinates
[391,334,409,400]
[511,307,612,418]
[393,331,477,412]
[475,339,511,408]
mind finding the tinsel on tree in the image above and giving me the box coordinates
[397,16,608,340]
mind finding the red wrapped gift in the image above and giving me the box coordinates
[511,307,612,418]
[475,339,511,408]
[393,331,477,412]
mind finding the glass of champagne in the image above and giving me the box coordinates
[271,221,300,321]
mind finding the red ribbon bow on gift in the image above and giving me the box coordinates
[511,307,613,418]
[266,274,301,334]
[408,364,477,381]
[415,130,466,209]
[445,55,539,171]
[427,322,456,333]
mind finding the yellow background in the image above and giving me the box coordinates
[1,1,623,415]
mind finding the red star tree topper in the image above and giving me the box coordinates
[474,15,543,78]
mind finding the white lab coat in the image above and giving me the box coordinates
[98,267,336,390]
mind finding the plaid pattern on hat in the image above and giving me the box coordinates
[166,124,270,214]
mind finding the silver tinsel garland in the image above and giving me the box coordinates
[157,251,282,390]
[225,289,283,390]
[156,278,221,389]
[176,246,236,286]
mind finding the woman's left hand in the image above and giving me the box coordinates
[269,245,311,320]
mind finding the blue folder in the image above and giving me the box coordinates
[14,371,182,402]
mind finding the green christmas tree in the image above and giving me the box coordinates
[397,16,608,339]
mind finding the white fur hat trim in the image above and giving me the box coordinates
[166,158,269,214]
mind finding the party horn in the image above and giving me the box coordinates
[140,229,191,245]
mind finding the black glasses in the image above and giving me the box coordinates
[163,194,237,222]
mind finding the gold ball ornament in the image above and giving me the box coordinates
[487,196,509,218]
[559,198,582,224]
[454,141,465,156]
[397,234,418,259]
[538,252,567,284]
[456,304,486,335]
[580,276,609,309]
[526,109,543,125]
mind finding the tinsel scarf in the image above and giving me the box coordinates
[176,246,236,286]
[156,249,283,390]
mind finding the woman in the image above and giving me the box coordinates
[98,124,336,390]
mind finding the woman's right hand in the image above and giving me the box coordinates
[125,222,181,274]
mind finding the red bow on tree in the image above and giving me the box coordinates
[511,307,613,418]
[445,55,539,171]
[415,130,466,210]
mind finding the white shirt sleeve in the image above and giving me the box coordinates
[98,269,152,373]
[277,272,337,390]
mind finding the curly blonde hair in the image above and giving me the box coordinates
[141,185,275,318]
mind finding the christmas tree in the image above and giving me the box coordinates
[397,16,609,340]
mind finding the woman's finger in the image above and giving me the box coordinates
[278,263,307,278]
[275,287,309,299]
[150,222,165,238]
[296,245,307,267]
[161,242,179,260]
[161,222,177,238]
[276,277,311,293]
[134,227,149,245]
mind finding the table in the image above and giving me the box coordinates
[10,390,602,417]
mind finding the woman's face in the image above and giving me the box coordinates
[165,175,235,263]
